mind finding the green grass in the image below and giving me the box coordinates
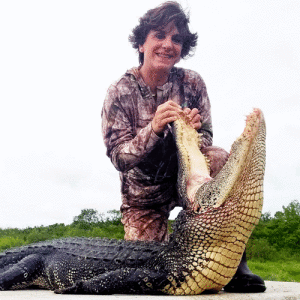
[0,210,125,251]
[0,224,125,251]
[248,260,300,282]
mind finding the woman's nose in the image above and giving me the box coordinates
[162,36,173,48]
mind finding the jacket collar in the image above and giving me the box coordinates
[126,67,176,99]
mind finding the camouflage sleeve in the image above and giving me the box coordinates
[182,69,213,148]
[197,84,213,149]
[101,84,160,172]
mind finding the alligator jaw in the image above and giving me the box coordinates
[195,108,266,212]
[173,108,266,213]
[172,112,212,210]
[167,109,266,295]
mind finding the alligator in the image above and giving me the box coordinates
[0,108,266,295]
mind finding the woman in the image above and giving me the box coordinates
[102,2,265,293]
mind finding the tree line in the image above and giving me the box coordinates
[1,201,299,263]
[246,200,300,261]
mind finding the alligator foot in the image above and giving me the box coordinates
[55,268,169,295]
[55,282,85,294]
[0,254,44,290]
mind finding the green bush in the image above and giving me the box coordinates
[246,238,278,261]
[0,236,24,251]
[250,200,300,253]
[0,209,124,252]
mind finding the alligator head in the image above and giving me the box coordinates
[163,108,266,295]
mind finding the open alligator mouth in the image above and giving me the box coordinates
[173,108,266,213]
[164,108,266,295]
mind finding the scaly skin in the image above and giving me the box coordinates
[0,109,266,295]
[164,108,266,295]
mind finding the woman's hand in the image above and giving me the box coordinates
[183,107,202,130]
[151,100,182,135]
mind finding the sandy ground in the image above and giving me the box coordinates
[1,281,300,300]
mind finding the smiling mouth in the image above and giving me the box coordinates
[156,53,174,59]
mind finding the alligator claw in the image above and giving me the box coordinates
[54,282,83,294]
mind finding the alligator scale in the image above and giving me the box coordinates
[0,108,266,295]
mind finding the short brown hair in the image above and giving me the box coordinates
[129,1,198,65]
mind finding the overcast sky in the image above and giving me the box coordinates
[0,0,299,229]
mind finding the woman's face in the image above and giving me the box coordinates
[140,21,183,73]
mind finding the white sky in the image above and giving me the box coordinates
[0,0,299,228]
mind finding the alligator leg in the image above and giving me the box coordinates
[0,254,44,290]
[55,268,169,295]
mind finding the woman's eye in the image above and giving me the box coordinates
[156,33,165,40]
[172,35,183,44]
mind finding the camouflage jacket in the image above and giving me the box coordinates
[101,67,213,211]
